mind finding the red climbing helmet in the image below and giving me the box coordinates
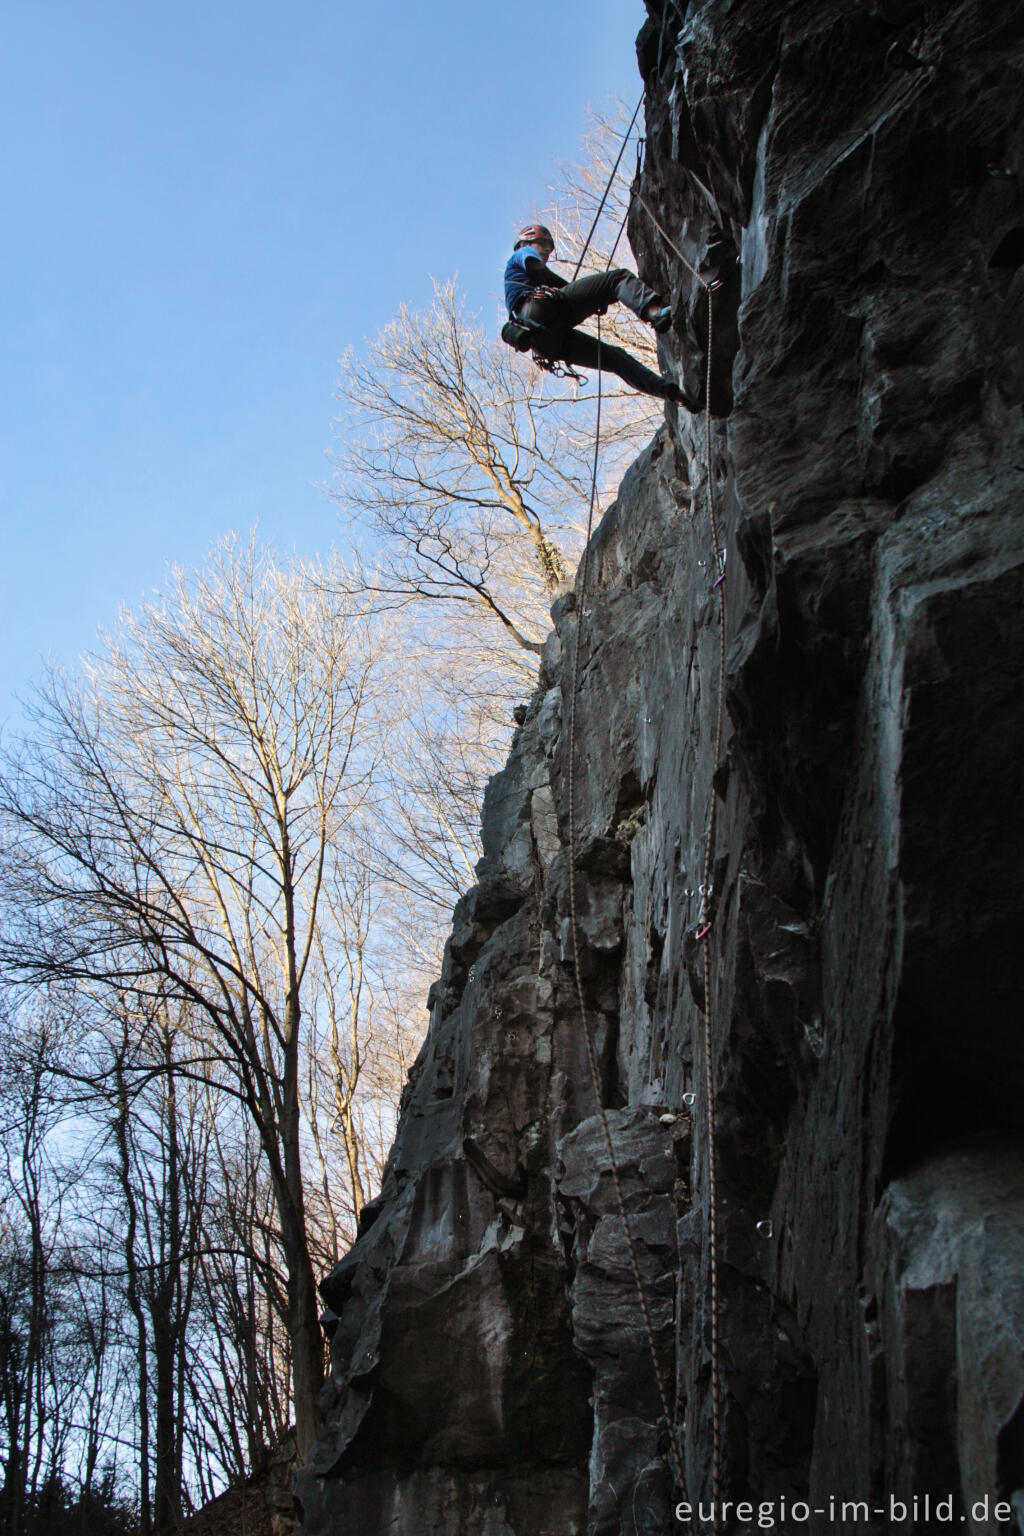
[515,223,555,252]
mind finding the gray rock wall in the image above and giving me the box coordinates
[296,1,1024,1530]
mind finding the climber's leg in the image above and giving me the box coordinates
[558,268,665,326]
[559,328,688,401]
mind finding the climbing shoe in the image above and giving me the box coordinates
[648,305,674,334]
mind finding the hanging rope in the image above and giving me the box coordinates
[565,130,694,1510]
[559,103,729,1532]
[571,92,646,280]
[635,190,727,1528]
[565,314,690,1509]
[533,99,641,385]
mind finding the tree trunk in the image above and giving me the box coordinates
[114,1063,152,1535]
[279,1026,324,1459]
[277,838,325,1461]
[288,1240,326,1463]
[152,1058,182,1535]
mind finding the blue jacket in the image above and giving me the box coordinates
[504,245,567,316]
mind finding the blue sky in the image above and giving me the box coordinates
[0,0,646,728]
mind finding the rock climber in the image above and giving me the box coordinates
[502,223,696,408]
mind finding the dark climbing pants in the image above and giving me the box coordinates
[518,267,673,399]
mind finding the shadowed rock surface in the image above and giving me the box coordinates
[296,2,1024,1531]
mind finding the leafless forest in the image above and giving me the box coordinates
[0,109,657,1533]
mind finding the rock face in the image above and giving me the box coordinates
[187,1439,296,1536]
[295,2,1024,1531]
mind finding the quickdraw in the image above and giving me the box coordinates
[532,353,586,385]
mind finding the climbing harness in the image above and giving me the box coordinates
[501,313,548,352]
[501,310,586,381]
[563,117,729,1527]
[501,95,649,389]
[531,353,586,385]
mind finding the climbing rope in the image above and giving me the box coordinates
[565,313,689,1507]
[570,91,645,279]
[532,99,641,387]
[560,105,728,1531]
[636,190,726,1526]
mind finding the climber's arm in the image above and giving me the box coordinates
[523,253,567,288]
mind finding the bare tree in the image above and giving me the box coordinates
[0,1011,93,1536]
[304,854,433,1250]
[188,1113,292,1494]
[0,100,659,1516]
[331,101,658,646]
[0,537,385,1461]
[327,104,660,928]
[334,280,582,657]
[84,988,213,1534]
